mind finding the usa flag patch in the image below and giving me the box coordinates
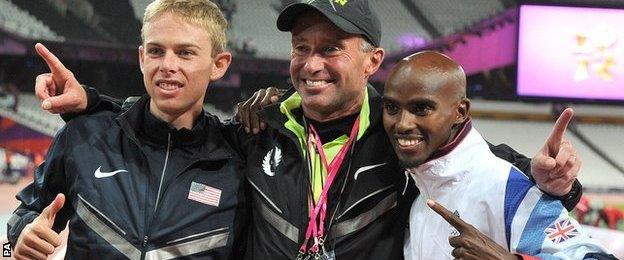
[544,218,580,244]
[188,182,221,207]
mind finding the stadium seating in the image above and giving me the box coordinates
[412,0,504,35]
[85,0,141,45]
[0,93,64,137]
[576,123,624,174]
[0,0,64,41]
[129,0,151,20]
[474,117,624,190]
[7,0,112,43]
[370,0,431,53]
[230,0,291,59]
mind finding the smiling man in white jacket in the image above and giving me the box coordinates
[382,51,613,259]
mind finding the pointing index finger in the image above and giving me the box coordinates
[35,43,69,76]
[546,108,574,150]
[427,199,469,232]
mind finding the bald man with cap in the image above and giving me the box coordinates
[382,51,612,260]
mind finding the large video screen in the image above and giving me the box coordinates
[517,5,624,102]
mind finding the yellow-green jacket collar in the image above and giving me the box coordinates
[279,88,371,143]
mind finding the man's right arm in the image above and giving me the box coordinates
[33,43,124,121]
[8,128,72,259]
[58,85,124,122]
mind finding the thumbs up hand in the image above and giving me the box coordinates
[427,199,519,260]
[14,194,65,260]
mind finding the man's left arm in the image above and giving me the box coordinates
[510,188,615,259]
[488,142,582,211]
[488,108,582,211]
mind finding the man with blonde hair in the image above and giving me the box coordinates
[7,1,246,259]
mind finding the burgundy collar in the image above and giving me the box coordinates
[426,118,472,162]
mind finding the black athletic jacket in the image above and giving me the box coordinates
[229,86,413,259]
[7,96,247,259]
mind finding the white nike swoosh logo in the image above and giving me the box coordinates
[354,163,386,180]
[94,166,128,179]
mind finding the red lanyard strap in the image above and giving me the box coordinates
[299,116,360,254]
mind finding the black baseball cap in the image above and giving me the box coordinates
[277,0,381,47]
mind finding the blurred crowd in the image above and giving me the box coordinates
[0,149,43,185]
[575,196,624,231]
[0,83,19,112]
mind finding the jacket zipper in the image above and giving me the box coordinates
[141,133,172,259]
[140,188,149,259]
[278,127,309,244]
[296,133,310,245]
[154,133,172,212]
[417,172,431,260]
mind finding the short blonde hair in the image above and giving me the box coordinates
[141,0,228,56]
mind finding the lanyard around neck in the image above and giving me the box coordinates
[299,116,360,255]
